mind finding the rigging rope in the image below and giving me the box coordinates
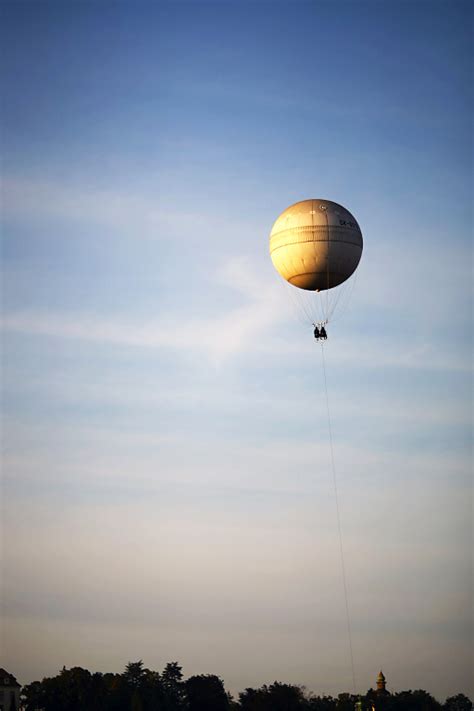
[284,274,357,329]
[320,341,357,695]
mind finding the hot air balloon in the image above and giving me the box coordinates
[269,200,363,693]
[269,199,363,329]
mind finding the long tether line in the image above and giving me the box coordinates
[320,341,357,695]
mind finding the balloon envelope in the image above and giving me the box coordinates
[269,199,363,291]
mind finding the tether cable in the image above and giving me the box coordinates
[320,341,357,695]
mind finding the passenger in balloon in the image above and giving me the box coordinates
[313,325,328,341]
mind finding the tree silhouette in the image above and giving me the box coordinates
[186,674,229,711]
[239,682,309,710]
[131,689,144,711]
[309,695,337,711]
[18,660,472,711]
[239,686,270,711]
[124,662,147,689]
[162,662,187,710]
[393,690,442,711]
[444,696,472,711]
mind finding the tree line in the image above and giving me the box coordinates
[20,660,472,711]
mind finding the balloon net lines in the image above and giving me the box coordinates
[284,274,358,329]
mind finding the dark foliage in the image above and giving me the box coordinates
[239,682,309,710]
[308,695,337,711]
[186,674,229,711]
[19,663,471,711]
[444,696,472,711]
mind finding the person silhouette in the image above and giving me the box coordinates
[314,325,320,339]
[320,326,327,340]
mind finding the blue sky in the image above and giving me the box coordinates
[1,0,472,701]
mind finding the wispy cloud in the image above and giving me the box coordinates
[2,301,469,372]
[1,177,259,255]
[3,175,470,373]
[1,264,283,364]
[2,178,204,235]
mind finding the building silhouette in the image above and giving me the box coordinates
[0,669,21,711]
[367,670,390,711]
[376,670,389,696]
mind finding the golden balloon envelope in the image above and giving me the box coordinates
[269,199,363,291]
